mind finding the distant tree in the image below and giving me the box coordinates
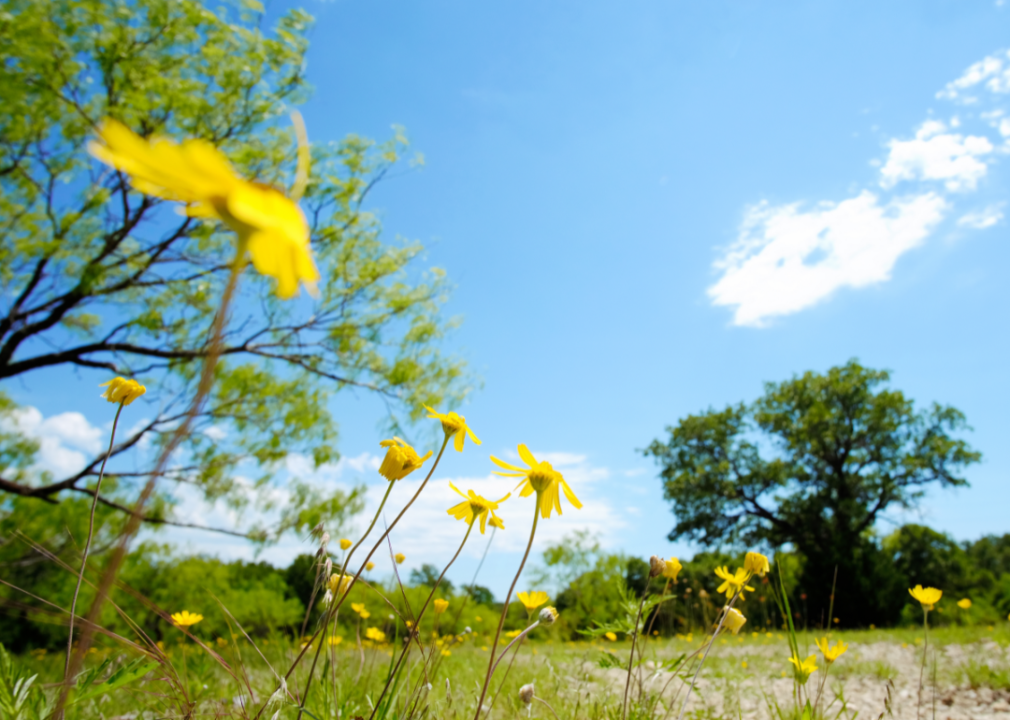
[408,563,453,594]
[460,584,494,606]
[625,557,651,597]
[644,360,980,627]
[0,0,468,541]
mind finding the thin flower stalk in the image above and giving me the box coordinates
[622,578,653,720]
[675,588,744,720]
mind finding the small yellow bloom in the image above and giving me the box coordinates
[328,573,351,597]
[434,599,450,614]
[171,610,203,628]
[908,585,942,610]
[88,119,319,299]
[743,552,770,577]
[441,648,451,657]
[378,438,432,482]
[741,661,748,669]
[365,627,386,643]
[721,607,747,635]
[340,539,352,550]
[424,405,481,452]
[815,636,848,663]
[958,598,972,610]
[365,562,375,571]
[395,553,406,565]
[505,629,523,638]
[328,636,343,646]
[446,482,509,534]
[788,654,818,684]
[662,556,683,581]
[604,632,617,642]
[215,637,228,648]
[99,377,147,406]
[491,444,582,519]
[517,591,549,613]
[714,566,755,600]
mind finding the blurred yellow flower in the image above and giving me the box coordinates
[351,603,370,619]
[663,556,683,581]
[505,629,523,638]
[958,598,972,609]
[788,654,818,684]
[441,648,451,657]
[424,405,481,452]
[89,119,319,299]
[715,566,755,600]
[365,562,375,571]
[434,599,450,614]
[540,606,558,624]
[722,607,747,635]
[215,637,228,648]
[328,573,351,597]
[395,553,406,564]
[378,438,432,482]
[491,444,582,519]
[328,636,343,646]
[604,632,617,642]
[815,637,848,663]
[171,611,203,628]
[517,591,549,613]
[744,552,770,577]
[340,539,352,550]
[446,482,509,533]
[364,627,386,643]
[100,378,147,406]
[909,585,942,610]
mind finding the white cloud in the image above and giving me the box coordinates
[958,204,1004,229]
[879,121,993,192]
[936,53,1008,103]
[1,406,105,479]
[709,191,947,326]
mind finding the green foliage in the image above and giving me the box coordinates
[644,359,980,627]
[0,0,468,540]
[409,563,454,594]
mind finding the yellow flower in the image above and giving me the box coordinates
[663,556,683,581]
[815,637,848,663]
[721,607,747,635]
[99,378,147,406]
[446,482,509,534]
[491,444,582,519]
[505,629,523,638]
[171,610,203,628]
[340,539,352,550]
[328,573,351,597]
[365,562,375,571]
[434,599,450,614]
[89,119,319,299]
[604,631,617,642]
[539,606,558,624]
[424,405,481,452]
[958,598,972,610]
[328,636,343,646]
[788,654,818,684]
[908,585,942,610]
[364,627,386,643]
[714,566,755,600]
[441,648,451,657]
[395,553,406,564]
[517,591,549,613]
[351,602,370,619]
[744,552,770,577]
[378,438,432,482]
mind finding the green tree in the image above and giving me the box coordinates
[644,360,980,627]
[0,0,469,540]
[408,563,454,594]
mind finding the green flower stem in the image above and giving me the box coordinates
[279,434,451,720]
[367,520,474,720]
[622,577,653,720]
[473,500,541,720]
[917,606,930,720]
[63,401,124,682]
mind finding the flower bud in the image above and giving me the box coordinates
[649,555,667,578]
[539,606,559,624]
[324,557,332,577]
[519,683,535,705]
[320,532,330,549]
[721,606,747,635]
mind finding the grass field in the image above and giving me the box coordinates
[8,625,1010,719]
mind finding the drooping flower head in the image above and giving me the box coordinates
[908,585,942,610]
[434,598,450,614]
[519,683,535,705]
[788,654,818,684]
[721,607,747,635]
[378,437,432,482]
[171,610,204,628]
[663,556,683,581]
[815,636,848,663]
[714,566,755,600]
[491,444,582,519]
[339,538,352,550]
[100,377,147,406]
[89,119,319,299]
[517,590,549,614]
[744,552,770,577]
[328,573,351,598]
[365,561,375,571]
[424,405,481,452]
[649,556,667,578]
[958,598,972,609]
[446,482,509,534]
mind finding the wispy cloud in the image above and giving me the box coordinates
[710,51,1009,327]
[1,405,104,478]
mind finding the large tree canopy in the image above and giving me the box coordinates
[0,0,469,541]
[644,360,980,626]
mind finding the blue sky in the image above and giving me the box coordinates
[8,0,1010,599]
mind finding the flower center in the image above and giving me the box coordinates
[528,462,557,493]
